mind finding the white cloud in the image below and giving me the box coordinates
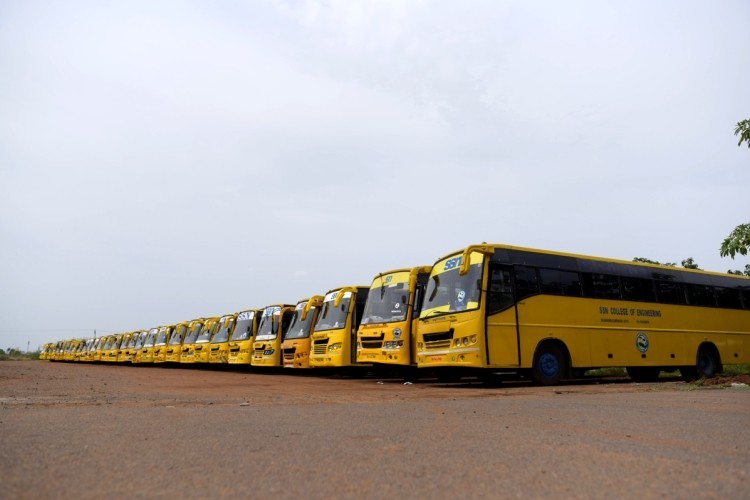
[1,0,749,349]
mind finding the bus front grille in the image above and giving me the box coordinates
[423,330,453,349]
[312,340,328,355]
[282,347,296,360]
[361,333,384,349]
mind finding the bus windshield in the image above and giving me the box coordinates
[421,254,484,318]
[212,317,236,343]
[284,303,316,339]
[230,311,256,341]
[143,329,159,347]
[196,322,218,343]
[361,277,410,325]
[256,307,282,340]
[184,323,204,344]
[314,293,351,332]
[155,329,169,346]
[134,332,147,349]
[169,325,187,345]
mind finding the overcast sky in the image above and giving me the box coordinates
[1,0,749,350]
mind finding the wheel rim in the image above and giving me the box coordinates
[539,352,559,378]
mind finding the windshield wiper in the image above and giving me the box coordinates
[424,309,448,317]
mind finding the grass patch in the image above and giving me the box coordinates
[584,367,627,377]
[722,363,750,376]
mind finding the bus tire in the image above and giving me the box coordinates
[626,366,661,382]
[532,343,567,385]
[696,344,721,378]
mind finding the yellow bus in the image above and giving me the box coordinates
[309,286,370,369]
[130,330,148,363]
[40,343,53,360]
[50,340,65,362]
[227,309,261,365]
[73,339,89,362]
[416,243,750,384]
[118,333,133,361]
[153,325,175,364]
[92,336,109,362]
[357,267,431,375]
[80,338,96,362]
[179,319,209,364]
[281,296,323,369]
[209,314,238,364]
[165,322,190,362]
[193,317,220,364]
[99,335,118,362]
[137,327,160,364]
[251,304,295,367]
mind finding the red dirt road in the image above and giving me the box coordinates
[1,360,749,498]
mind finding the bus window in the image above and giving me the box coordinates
[583,273,621,300]
[686,284,716,307]
[656,281,685,305]
[716,287,742,309]
[514,266,539,301]
[539,269,582,297]
[487,267,514,314]
[621,277,656,302]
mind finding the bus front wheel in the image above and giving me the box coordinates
[532,343,567,385]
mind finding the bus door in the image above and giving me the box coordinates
[485,264,520,366]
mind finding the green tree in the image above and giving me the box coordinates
[680,258,701,269]
[736,119,750,148]
[633,257,701,270]
[633,257,676,267]
[727,264,750,277]
[720,223,750,259]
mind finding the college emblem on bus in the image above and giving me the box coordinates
[635,332,649,353]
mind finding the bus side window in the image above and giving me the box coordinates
[487,267,514,314]
[514,266,539,300]
[412,284,425,319]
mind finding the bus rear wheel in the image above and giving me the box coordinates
[696,345,721,378]
[532,344,567,385]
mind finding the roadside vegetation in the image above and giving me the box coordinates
[584,364,750,388]
[0,349,40,361]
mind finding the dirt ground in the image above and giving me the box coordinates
[1,360,749,499]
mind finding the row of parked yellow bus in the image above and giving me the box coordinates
[41,243,750,384]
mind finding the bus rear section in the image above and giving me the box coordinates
[417,243,750,384]
[309,286,370,369]
[227,310,261,365]
[251,304,295,367]
[209,314,238,364]
[281,296,323,369]
[357,267,431,375]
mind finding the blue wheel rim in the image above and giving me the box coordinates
[539,352,559,378]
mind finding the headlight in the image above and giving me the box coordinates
[329,343,342,352]
[462,337,469,347]
[470,335,477,344]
